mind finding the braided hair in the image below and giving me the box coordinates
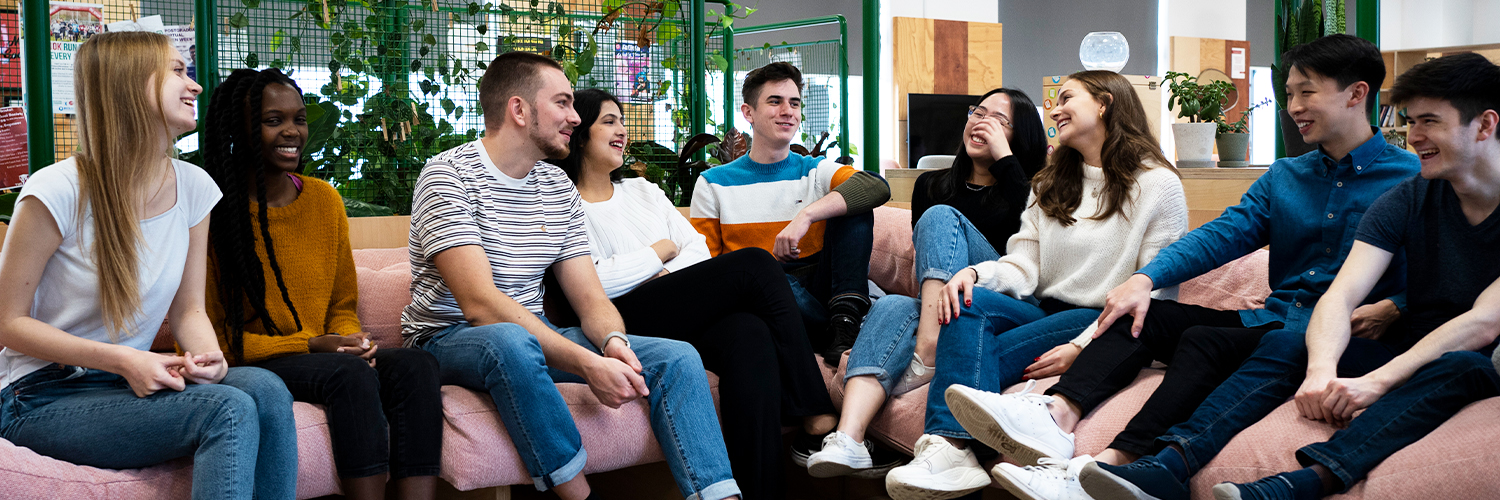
[203,68,305,363]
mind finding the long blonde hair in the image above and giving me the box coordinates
[72,31,178,339]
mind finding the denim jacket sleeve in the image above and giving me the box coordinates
[1136,167,1275,289]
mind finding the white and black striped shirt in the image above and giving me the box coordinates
[401,140,590,346]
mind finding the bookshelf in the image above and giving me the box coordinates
[1379,43,1500,151]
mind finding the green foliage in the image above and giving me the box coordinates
[1216,98,1274,136]
[1164,71,1237,124]
[1273,0,1346,109]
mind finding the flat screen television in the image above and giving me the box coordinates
[907,93,981,168]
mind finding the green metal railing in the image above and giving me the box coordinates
[722,15,849,163]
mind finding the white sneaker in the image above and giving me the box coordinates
[885,434,991,500]
[891,352,936,396]
[945,380,1076,466]
[807,431,875,478]
[991,455,1097,500]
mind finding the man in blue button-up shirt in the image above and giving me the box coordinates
[940,36,1421,490]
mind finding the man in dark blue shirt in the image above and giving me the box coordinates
[1078,53,1500,500]
[940,34,1422,500]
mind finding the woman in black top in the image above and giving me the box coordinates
[805,88,1046,477]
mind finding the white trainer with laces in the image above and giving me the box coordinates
[991,455,1097,500]
[885,434,991,500]
[806,431,874,478]
[891,352,936,396]
[946,380,1076,466]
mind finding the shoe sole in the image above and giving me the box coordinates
[849,461,902,479]
[790,449,812,468]
[988,465,1048,500]
[807,456,874,478]
[884,469,991,500]
[1211,483,1245,500]
[945,386,1065,467]
[1077,461,1163,500]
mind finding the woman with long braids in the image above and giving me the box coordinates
[883,71,1188,499]
[554,88,838,499]
[0,32,297,499]
[806,88,1046,479]
[203,67,443,500]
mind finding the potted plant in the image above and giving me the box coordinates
[1215,98,1272,168]
[1164,71,1236,168]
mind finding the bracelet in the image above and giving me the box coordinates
[602,331,630,350]
[964,266,980,282]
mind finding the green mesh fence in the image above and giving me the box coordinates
[212,0,717,214]
[724,39,844,157]
[14,0,198,168]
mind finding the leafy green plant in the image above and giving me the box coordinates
[1216,98,1274,135]
[1164,71,1237,124]
[1272,0,1345,110]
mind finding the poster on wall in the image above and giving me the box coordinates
[1,12,20,89]
[48,1,104,114]
[614,43,660,103]
[0,107,27,188]
[163,25,195,80]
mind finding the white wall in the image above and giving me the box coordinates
[890,0,999,23]
[1166,0,1248,40]
[1382,0,1500,50]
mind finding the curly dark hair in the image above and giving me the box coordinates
[555,88,625,183]
[203,67,305,363]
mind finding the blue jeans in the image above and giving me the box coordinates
[924,289,1099,439]
[845,205,1001,393]
[1296,350,1500,491]
[1156,329,1402,475]
[421,318,739,500]
[0,364,298,500]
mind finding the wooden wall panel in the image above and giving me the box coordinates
[893,16,1003,168]
[966,22,1004,93]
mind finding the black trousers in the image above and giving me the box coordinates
[1044,299,1281,456]
[255,348,444,479]
[782,211,876,346]
[612,248,837,500]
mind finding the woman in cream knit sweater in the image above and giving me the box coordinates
[883,70,1189,500]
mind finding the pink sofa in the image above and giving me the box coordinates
[0,206,1492,499]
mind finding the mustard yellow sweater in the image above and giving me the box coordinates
[206,175,362,364]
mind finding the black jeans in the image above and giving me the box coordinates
[255,348,443,479]
[782,211,875,346]
[612,248,837,500]
[1044,299,1281,455]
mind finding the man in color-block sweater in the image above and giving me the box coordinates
[690,62,890,366]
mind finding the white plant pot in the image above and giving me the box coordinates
[1172,122,1218,167]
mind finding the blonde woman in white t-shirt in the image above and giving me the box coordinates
[552,88,838,499]
[0,32,296,500]
[883,70,1189,500]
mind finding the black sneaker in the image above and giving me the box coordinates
[851,442,907,479]
[820,313,860,367]
[790,431,825,468]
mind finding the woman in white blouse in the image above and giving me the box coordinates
[551,88,838,499]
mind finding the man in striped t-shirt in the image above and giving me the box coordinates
[402,52,740,500]
[690,62,891,367]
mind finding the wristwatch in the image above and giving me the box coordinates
[602,331,630,350]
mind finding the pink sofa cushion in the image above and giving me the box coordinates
[352,248,413,350]
[1193,397,1500,500]
[0,401,340,500]
[870,206,917,298]
[1177,249,1272,312]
